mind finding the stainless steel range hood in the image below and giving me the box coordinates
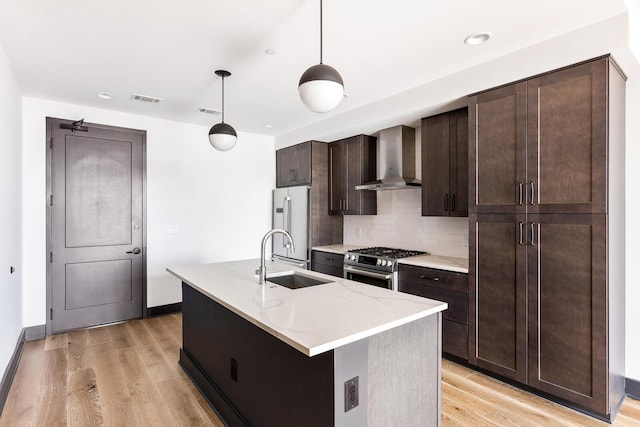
[355,125,419,191]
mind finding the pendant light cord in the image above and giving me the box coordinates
[221,75,225,123]
[319,0,323,64]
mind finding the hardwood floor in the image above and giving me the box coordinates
[1,314,638,426]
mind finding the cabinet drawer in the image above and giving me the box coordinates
[398,282,468,324]
[310,263,343,278]
[311,251,344,267]
[398,264,468,293]
[443,320,468,360]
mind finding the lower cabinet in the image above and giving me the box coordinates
[469,213,623,418]
[398,264,469,360]
[310,250,344,278]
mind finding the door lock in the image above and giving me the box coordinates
[126,247,141,254]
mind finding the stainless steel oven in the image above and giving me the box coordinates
[343,247,427,291]
[343,265,395,290]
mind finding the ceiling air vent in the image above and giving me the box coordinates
[130,93,163,103]
[198,107,221,115]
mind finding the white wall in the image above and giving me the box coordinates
[21,98,275,327]
[623,5,640,383]
[0,43,23,378]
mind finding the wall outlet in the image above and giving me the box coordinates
[344,376,359,412]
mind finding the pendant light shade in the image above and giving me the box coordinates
[298,0,344,113]
[298,64,344,113]
[208,70,237,151]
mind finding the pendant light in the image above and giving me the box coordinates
[208,70,237,151]
[298,0,344,113]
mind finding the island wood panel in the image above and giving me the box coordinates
[2,315,639,427]
[181,283,334,427]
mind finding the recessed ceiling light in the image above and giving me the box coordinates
[264,124,274,129]
[96,92,113,100]
[464,32,493,46]
[265,49,277,56]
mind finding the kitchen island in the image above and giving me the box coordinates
[167,259,447,427]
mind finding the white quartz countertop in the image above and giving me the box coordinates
[311,244,363,254]
[398,254,469,274]
[167,259,447,357]
[312,245,469,274]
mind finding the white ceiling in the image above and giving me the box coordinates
[0,0,632,143]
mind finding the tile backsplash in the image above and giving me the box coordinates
[343,189,469,259]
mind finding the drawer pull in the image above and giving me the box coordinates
[419,275,440,281]
[323,257,334,262]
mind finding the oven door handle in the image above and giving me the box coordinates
[343,265,393,280]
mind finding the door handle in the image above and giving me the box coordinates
[451,193,456,212]
[444,194,449,212]
[518,183,524,205]
[530,222,536,246]
[126,247,141,254]
[518,222,524,246]
[419,275,440,282]
[530,181,536,205]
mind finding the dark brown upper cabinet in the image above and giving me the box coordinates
[469,59,608,215]
[328,135,377,215]
[421,108,468,217]
[276,141,312,188]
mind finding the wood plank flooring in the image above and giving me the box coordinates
[1,314,638,426]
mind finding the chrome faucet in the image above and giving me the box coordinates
[257,229,295,284]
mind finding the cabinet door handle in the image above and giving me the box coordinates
[530,222,536,246]
[444,194,449,211]
[451,193,456,211]
[344,197,348,211]
[419,275,440,281]
[518,222,524,245]
[530,181,536,205]
[518,183,524,205]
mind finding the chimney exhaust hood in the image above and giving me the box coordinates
[355,125,420,191]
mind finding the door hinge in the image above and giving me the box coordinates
[50,251,53,263]
[49,137,53,149]
[50,308,53,320]
[49,195,53,206]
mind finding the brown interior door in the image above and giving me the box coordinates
[48,118,145,334]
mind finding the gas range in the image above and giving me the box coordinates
[343,246,428,291]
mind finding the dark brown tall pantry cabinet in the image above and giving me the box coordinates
[468,56,626,420]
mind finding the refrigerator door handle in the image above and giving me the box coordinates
[286,196,292,248]
[282,196,289,248]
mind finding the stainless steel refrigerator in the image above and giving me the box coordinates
[272,186,311,269]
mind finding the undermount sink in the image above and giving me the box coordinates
[266,272,332,289]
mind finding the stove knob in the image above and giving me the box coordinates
[381,260,388,267]
[376,259,382,266]
[352,255,357,261]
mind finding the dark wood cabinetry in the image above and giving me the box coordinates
[276,141,312,188]
[468,214,527,383]
[469,59,608,215]
[421,108,468,217]
[468,56,625,420]
[310,250,343,278]
[276,141,343,247]
[329,135,377,215]
[398,264,468,360]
